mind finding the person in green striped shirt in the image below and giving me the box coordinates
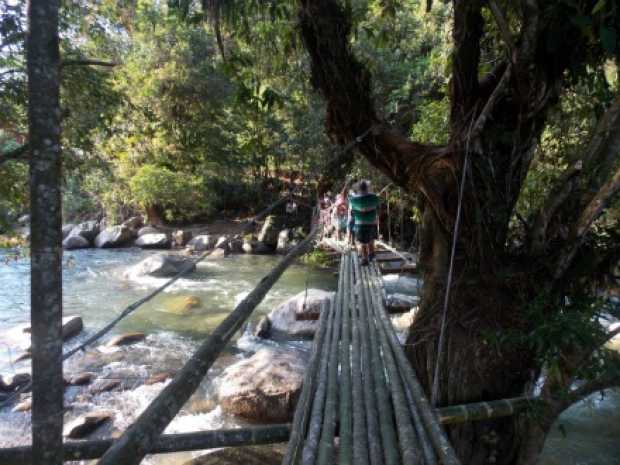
[347,179,380,266]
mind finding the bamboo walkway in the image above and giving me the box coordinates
[283,251,461,465]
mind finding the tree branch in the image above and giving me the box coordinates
[557,371,620,412]
[0,144,29,165]
[297,0,454,230]
[554,166,620,280]
[450,0,484,128]
[529,160,583,255]
[487,0,515,57]
[60,59,118,68]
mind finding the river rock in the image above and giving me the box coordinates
[137,226,160,237]
[0,373,31,392]
[22,315,83,341]
[145,372,171,385]
[68,372,95,386]
[105,332,146,347]
[187,234,215,251]
[208,247,229,259]
[64,411,113,439]
[255,289,334,339]
[258,215,285,248]
[69,221,100,242]
[17,214,30,225]
[122,216,143,230]
[135,233,170,249]
[94,225,134,248]
[382,274,422,296]
[62,315,84,340]
[90,379,121,394]
[14,352,31,363]
[63,234,90,250]
[173,229,192,247]
[62,224,76,239]
[276,229,291,254]
[183,446,284,465]
[159,295,202,315]
[242,239,255,254]
[218,348,307,422]
[385,293,420,311]
[126,253,195,278]
[230,237,244,253]
[12,397,32,412]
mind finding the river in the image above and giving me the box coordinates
[0,248,618,465]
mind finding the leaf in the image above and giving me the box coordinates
[592,0,606,15]
[600,26,617,54]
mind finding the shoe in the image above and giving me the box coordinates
[361,258,369,266]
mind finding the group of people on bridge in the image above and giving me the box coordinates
[320,178,380,266]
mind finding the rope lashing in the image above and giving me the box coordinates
[431,150,470,406]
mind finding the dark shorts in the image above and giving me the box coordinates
[354,224,377,244]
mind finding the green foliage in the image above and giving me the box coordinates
[302,249,334,268]
[130,164,213,221]
[409,97,449,145]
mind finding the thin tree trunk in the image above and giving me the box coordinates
[27,1,64,465]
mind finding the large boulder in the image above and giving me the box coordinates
[258,215,284,248]
[105,332,146,347]
[218,348,307,422]
[137,226,160,237]
[158,295,202,315]
[122,216,143,231]
[183,446,284,465]
[187,234,215,252]
[276,229,290,254]
[382,274,422,296]
[63,411,113,439]
[172,229,193,247]
[125,253,195,278]
[69,221,100,242]
[63,234,90,250]
[230,236,244,254]
[255,289,334,339]
[62,224,76,239]
[94,225,134,248]
[134,233,170,249]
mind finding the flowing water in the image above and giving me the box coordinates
[0,248,618,465]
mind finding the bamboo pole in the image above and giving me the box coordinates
[1,425,290,465]
[0,397,534,464]
[338,252,353,465]
[356,254,399,465]
[27,1,64,464]
[282,299,331,465]
[316,260,344,465]
[302,295,336,465]
[363,265,422,465]
[368,264,461,465]
[350,254,370,465]
[96,226,318,465]
[352,253,384,465]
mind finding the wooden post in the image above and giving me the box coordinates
[27,1,64,465]
[96,226,318,465]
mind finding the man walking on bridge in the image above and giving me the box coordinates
[347,179,380,266]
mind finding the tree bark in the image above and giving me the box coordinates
[26,1,64,465]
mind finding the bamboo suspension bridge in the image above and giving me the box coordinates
[0,199,534,465]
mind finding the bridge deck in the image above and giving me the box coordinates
[283,251,460,465]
